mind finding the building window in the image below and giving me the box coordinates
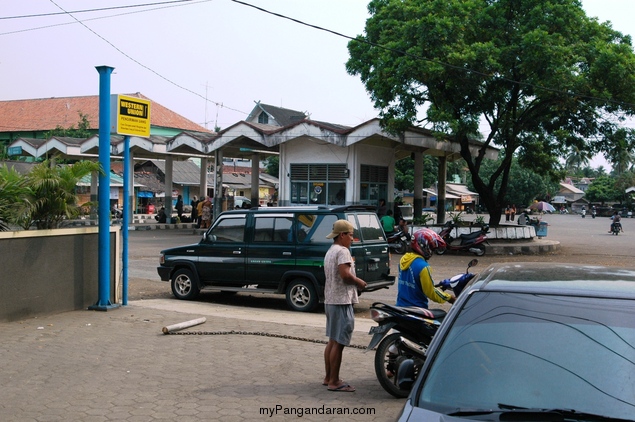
[359,165,388,205]
[258,112,269,124]
[289,164,347,205]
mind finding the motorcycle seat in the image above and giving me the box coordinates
[400,306,447,320]
[459,231,484,242]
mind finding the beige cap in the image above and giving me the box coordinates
[326,219,355,239]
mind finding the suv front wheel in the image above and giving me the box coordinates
[285,279,318,312]
[171,268,200,300]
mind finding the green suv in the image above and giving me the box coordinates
[157,205,395,311]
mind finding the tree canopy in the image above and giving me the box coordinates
[347,0,635,225]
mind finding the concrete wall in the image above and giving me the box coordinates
[0,227,121,322]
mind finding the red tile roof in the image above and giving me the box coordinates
[0,93,209,133]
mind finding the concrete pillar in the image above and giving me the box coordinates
[165,156,173,221]
[413,151,423,220]
[251,152,260,206]
[214,149,223,218]
[437,155,448,224]
[200,156,208,200]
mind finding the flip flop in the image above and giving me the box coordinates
[328,383,356,392]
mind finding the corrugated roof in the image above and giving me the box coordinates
[0,160,38,175]
[0,93,209,133]
[559,182,585,194]
[145,159,202,186]
[247,103,307,127]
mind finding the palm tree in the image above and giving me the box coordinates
[565,146,590,173]
[0,164,31,231]
[26,160,102,230]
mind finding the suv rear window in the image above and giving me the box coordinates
[296,213,337,244]
[253,216,293,242]
[349,213,385,241]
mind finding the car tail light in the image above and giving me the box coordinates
[159,254,165,265]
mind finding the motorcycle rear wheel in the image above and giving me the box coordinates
[393,240,407,254]
[473,244,486,256]
[374,333,426,398]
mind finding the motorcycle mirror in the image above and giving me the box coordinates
[468,259,478,268]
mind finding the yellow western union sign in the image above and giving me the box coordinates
[110,95,151,137]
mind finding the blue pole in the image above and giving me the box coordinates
[90,65,118,311]
[122,135,130,305]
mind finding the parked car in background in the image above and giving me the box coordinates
[157,205,395,311]
[397,262,635,421]
[232,196,251,209]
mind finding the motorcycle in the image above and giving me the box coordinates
[581,208,586,218]
[611,221,622,235]
[591,208,596,219]
[386,229,411,254]
[366,259,478,398]
[111,206,123,219]
[435,221,489,256]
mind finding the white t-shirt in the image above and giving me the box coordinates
[324,244,359,305]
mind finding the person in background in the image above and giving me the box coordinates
[323,220,367,393]
[190,195,199,224]
[393,201,408,235]
[510,204,517,221]
[175,195,184,220]
[609,210,623,233]
[155,207,167,223]
[377,199,388,218]
[380,209,397,235]
[196,197,205,228]
[200,196,213,229]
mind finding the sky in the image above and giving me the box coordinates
[1,0,634,169]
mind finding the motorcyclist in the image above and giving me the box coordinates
[380,210,397,236]
[396,228,455,308]
[609,211,623,233]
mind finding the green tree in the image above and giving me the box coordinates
[585,175,620,205]
[614,170,635,205]
[347,0,635,226]
[468,156,559,211]
[395,155,438,191]
[0,164,31,231]
[264,155,279,177]
[43,112,93,139]
[25,160,102,230]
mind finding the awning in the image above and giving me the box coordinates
[424,188,460,200]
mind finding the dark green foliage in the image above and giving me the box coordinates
[347,0,635,225]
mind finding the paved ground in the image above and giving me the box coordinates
[2,212,633,421]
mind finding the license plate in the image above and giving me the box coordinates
[401,236,408,241]
[369,324,390,335]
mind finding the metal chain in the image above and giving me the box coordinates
[167,329,367,350]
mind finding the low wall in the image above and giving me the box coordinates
[0,227,121,322]
[420,224,537,240]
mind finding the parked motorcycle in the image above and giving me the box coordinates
[386,229,410,254]
[367,259,478,398]
[435,221,489,256]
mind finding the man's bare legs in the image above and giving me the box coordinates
[324,338,354,390]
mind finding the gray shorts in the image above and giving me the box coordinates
[325,304,355,346]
